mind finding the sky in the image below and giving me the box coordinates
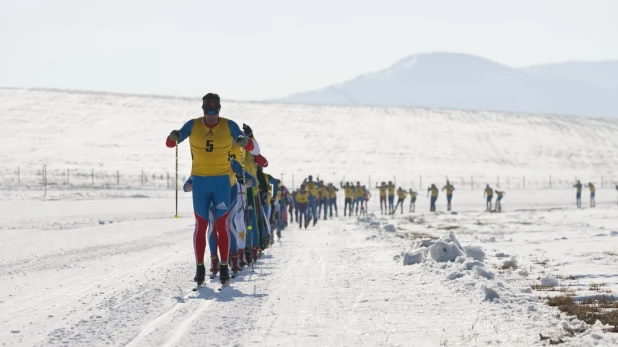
[1,0,618,101]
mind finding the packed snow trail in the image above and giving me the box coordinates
[2,197,618,346]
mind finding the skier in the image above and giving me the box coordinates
[303,175,319,225]
[409,189,417,212]
[319,180,330,220]
[377,182,387,214]
[328,183,338,217]
[241,125,268,264]
[586,182,596,208]
[392,187,408,214]
[573,180,583,208]
[362,185,371,214]
[442,181,455,211]
[483,184,494,211]
[387,181,396,214]
[354,182,364,215]
[166,93,252,286]
[427,184,439,212]
[495,190,505,212]
[295,184,310,229]
[341,181,354,216]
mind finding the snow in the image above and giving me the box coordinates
[2,89,618,346]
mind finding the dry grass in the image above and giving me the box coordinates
[499,263,518,270]
[546,295,618,332]
[532,258,550,267]
[400,232,438,240]
[531,284,576,293]
[589,282,608,292]
[555,275,577,281]
[436,225,460,231]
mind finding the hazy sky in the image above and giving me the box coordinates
[1,0,617,100]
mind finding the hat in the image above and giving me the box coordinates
[202,93,221,112]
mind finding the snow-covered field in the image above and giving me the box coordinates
[1,88,617,189]
[2,89,618,346]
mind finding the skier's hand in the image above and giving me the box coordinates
[242,123,253,138]
[270,197,276,204]
[236,174,245,184]
[235,135,248,147]
[169,130,181,142]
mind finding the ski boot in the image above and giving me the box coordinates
[238,249,247,269]
[277,230,281,238]
[313,217,317,226]
[251,246,259,262]
[230,253,240,276]
[209,255,219,279]
[219,263,230,285]
[194,263,206,284]
[269,233,275,245]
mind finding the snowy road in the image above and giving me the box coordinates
[2,196,618,346]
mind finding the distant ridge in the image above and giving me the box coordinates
[274,52,618,119]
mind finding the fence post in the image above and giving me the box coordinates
[117,170,120,186]
[167,172,170,188]
[91,169,94,186]
[67,169,70,186]
[141,170,144,186]
[17,166,20,184]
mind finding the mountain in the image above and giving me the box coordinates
[275,52,618,119]
[523,60,618,88]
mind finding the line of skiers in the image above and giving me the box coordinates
[285,179,372,229]
[166,93,291,287]
[384,181,505,213]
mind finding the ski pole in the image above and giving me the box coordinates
[175,142,179,218]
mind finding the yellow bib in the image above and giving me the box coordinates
[189,118,233,180]
[296,191,309,204]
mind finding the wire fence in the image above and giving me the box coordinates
[0,166,188,191]
[1,166,616,193]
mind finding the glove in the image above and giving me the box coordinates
[242,123,253,138]
[270,197,276,204]
[236,174,246,185]
[169,130,181,142]
[235,135,248,147]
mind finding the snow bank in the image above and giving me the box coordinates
[429,232,465,262]
[473,266,495,280]
[403,250,424,265]
[383,224,397,233]
[463,245,486,262]
[540,276,559,287]
[502,256,518,269]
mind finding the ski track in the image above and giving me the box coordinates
[2,196,618,346]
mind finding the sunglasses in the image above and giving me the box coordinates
[203,108,218,115]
